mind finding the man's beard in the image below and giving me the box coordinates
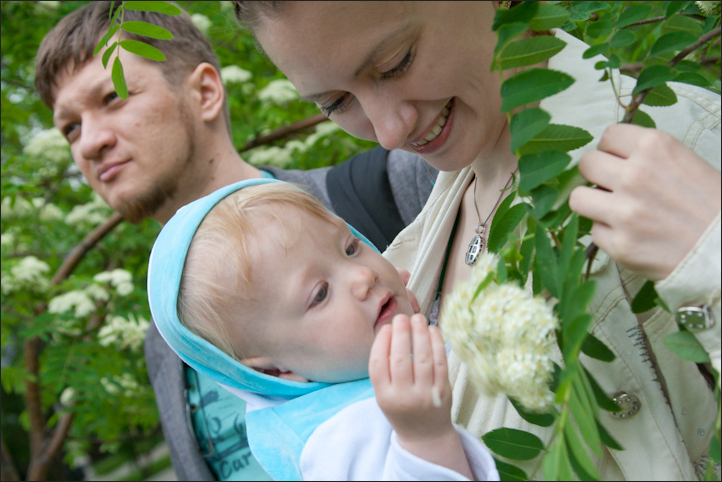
[116,100,196,224]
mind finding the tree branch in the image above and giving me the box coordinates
[25,412,75,481]
[623,13,707,28]
[239,113,328,153]
[24,336,45,460]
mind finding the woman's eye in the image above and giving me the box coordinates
[345,238,360,256]
[380,48,415,80]
[320,93,352,116]
[312,283,329,306]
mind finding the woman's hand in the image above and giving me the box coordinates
[570,124,721,281]
[369,314,473,478]
[396,268,421,313]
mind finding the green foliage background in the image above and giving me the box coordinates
[1,1,720,480]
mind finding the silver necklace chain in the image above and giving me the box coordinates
[465,170,517,266]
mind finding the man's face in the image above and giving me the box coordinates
[52,50,198,223]
[230,206,415,384]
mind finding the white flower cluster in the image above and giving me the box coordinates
[246,122,339,167]
[98,314,149,352]
[696,1,721,15]
[1,232,14,249]
[190,13,212,35]
[440,253,559,412]
[94,269,134,296]
[2,256,51,295]
[100,373,140,397]
[65,192,112,230]
[49,290,98,318]
[33,198,64,222]
[1,197,64,222]
[24,128,69,164]
[258,79,299,105]
[60,387,76,406]
[221,65,253,85]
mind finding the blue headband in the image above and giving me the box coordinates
[147,179,378,398]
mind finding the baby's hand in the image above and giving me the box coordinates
[369,314,453,443]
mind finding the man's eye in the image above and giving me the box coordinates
[312,283,329,306]
[63,124,80,140]
[345,238,360,256]
[104,91,119,104]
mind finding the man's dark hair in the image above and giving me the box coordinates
[35,1,230,132]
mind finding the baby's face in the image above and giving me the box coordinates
[234,206,414,383]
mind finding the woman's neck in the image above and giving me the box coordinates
[470,117,518,192]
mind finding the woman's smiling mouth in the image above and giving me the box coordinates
[409,98,455,154]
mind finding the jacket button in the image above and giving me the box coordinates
[610,392,641,419]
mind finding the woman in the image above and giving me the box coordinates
[232,2,721,479]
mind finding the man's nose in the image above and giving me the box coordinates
[361,94,416,151]
[79,116,116,161]
[350,264,378,301]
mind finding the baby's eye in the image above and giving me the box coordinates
[312,282,329,306]
[345,238,360,256]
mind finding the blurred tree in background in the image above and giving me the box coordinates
[1,1,719,481]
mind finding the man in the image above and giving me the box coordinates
[35,2,436,480]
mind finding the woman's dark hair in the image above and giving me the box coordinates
[232,1,286,31]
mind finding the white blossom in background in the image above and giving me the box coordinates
[1,196,33,220]
[49,290,96,318]
[221,65,253,85]
[65,192,111,230]
[1,232,15,249]
[220,1,233,11]
[191,13,212,35]
[2,256,51,295]
[440,253,559,412]
[259,79,299,105]
[94,269,134,296]
[284,140,308,155]
[60,387,76,406]
[84,283,110,302]
[696,1,721,15]
[304,121,341,147]
[100,373,140,397]
[32,198,64,222]
[247,146,293,168]
[23,127,69,164]
[98,314,149,352]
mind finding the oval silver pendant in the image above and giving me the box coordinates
[465,235,484,265]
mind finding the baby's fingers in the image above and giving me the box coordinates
[369,324,392,389]
[429,325,449,394]
[389,315,413,386]
[411,315,433,387]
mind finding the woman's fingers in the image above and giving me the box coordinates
[569,185,615,226]
[389,315,413,385]
[369,324,392,388]
[596,123,647,158]
[577,149,625,192]
[411,315,433,387]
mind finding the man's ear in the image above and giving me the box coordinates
[186,62,224,123]
[242,356,310,383]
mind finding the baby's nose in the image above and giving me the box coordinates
[351,265,378,300]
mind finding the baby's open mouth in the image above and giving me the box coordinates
[375,296,398,331]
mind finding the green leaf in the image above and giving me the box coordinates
[616,4,653,28]
[650,31,699,57]
[570,377,603,456]
[543,437,574,481]
[111,56,128,99]
[509,108,551,153]
[674,72,709,88]
[534,224,559,297]
[631,280,658,313]
[564,279,596,322]
[482,428,544,460]
[633,65,677,95]
[120,39,166,61]
[563,313,593,362]
[500,69,574,112]
[661,14,703,36]
[586,19,614,39]
[529,4,571,31]
[663,331,711,363]
[582,367,620,412]
[530,185,558,218]
[596,419,623,450]
[492,458,528,481]
[123,1,182,15]
[581,332,616,363]
[558,214,579,288]
[582,43,611,59]
[674,60,702,72]
[488,204,528,253]
[472,271,496,302]
[518,124,593,156]
[709,427,721,463]
[568,1,611,21]
[121,21,174,40]
[630,109,656,128]
[564,419,601,480]
[494,22,529,58]
[499,36,567,70]
[642,84,678,107]
[102,42,118,69]
[94,24,120,56]
[519,151,572,191]
[609,29,636,48]
[666,1,693,17]
[492,1,539,31]
[509,396,556,427]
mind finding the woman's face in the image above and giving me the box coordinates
[255,1,506,172]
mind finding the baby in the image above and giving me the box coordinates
[148,179,498,481]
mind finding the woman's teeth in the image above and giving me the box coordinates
[412,100,452,147]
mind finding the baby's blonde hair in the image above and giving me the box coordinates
[177,183,337,359]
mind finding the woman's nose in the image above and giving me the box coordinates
[350,264,378,301]
[361,94,416,151]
